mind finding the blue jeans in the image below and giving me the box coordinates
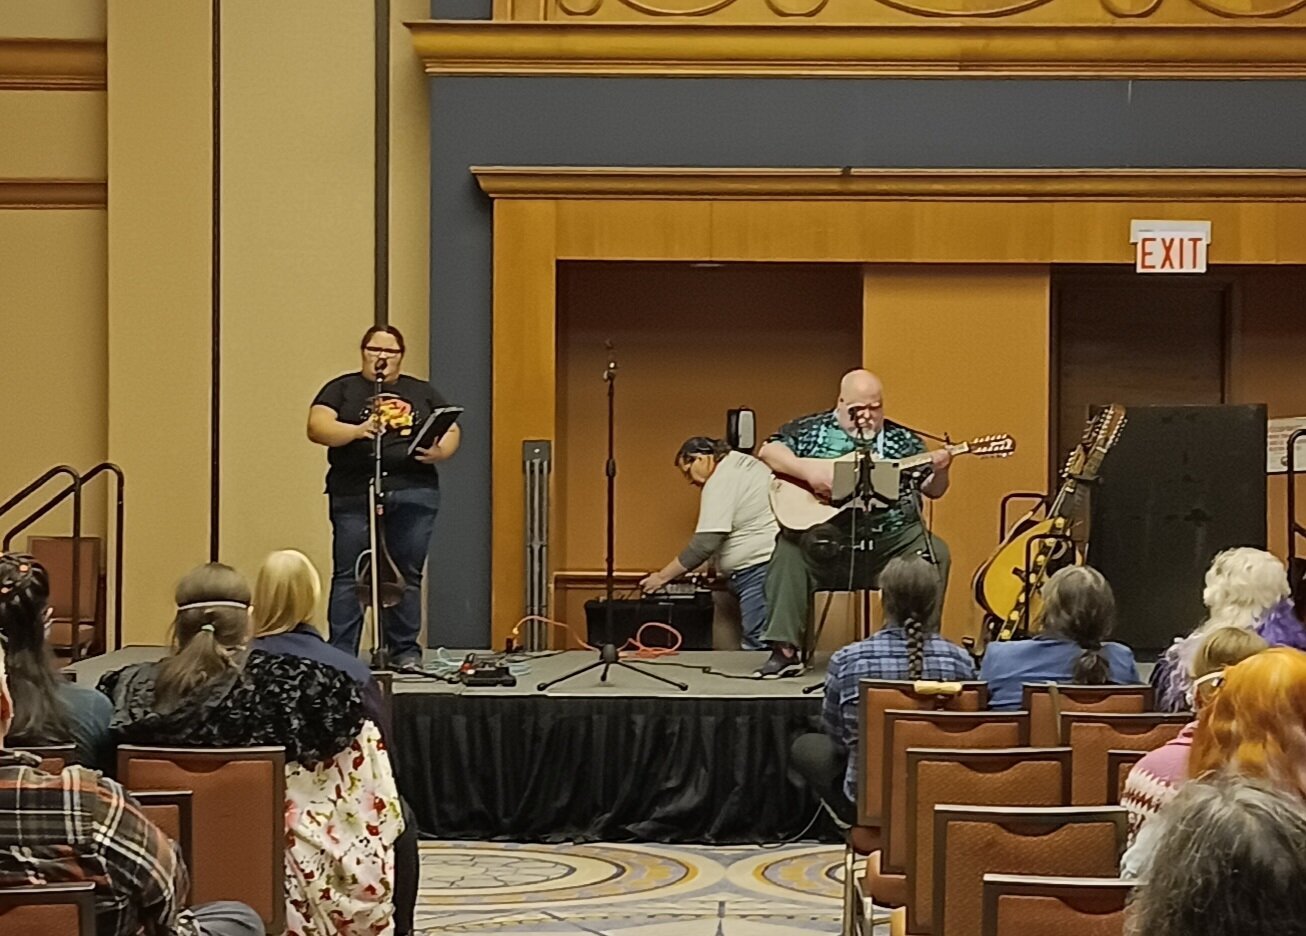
[729,561,770,650]
[328,486,440,660]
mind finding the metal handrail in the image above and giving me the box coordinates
[0,463,126,657]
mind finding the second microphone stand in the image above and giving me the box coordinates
[538,346,688,692]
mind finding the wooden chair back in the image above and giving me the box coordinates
[118,745,285,933]
[934,805,1129,936]
[1022,684,1154,747]
[0,882,95,936]
[982,873,1137,936]
[1062,712,1191,804]
[881,709,1028,874]
[906,747,1071,934]
[855,679,988,828]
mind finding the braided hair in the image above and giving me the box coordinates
[1037,565,1115,685]
[154,562,253,711]
[0,554,72,744]
[879,556,943,681]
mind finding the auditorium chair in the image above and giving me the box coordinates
[981,874,1137,936]
[901,747,1072,935]
[132,789,195,883]
[1061,712,1191,805]
[1021,684,1155,747]
[0,882,95,936]
[931,805,1129,936]
[11,743,76,774]
[1106,749,1146,806]
[118,745,285,933]
[28,536,103,661]
[841,680,987,935]
[862,710,1028,922]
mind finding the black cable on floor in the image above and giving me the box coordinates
[759,803,827,849]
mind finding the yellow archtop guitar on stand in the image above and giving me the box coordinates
[974,404,1128,643]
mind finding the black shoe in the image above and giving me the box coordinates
[754,647,804,679]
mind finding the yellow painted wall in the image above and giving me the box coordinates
[106,0,213,646]
[0,0,104,40]
[863,265,1052,643]
[217,0,375,624]
[0,4,107,557]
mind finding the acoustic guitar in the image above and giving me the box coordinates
[769,434,1017,533]
[973,404,1127,643]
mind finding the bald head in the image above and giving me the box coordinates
[836,369,885,436]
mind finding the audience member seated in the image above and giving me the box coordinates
[1120,626,1266,845]
[0,553,113,770]
[96,562,406,936]
[980,565,1140,710]
[790,555,976,826]
[249,548,417,936]
[1121,646,1306,878]
[1152,547,1306,712]
[0,644,263,936]
[1124,776,1306,936]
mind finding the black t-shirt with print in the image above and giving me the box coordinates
[312,372,448,495]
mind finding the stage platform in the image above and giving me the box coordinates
[71,648,836,845]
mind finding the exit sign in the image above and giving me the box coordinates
[1130,220,1211,274]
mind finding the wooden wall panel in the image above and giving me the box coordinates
[1229,266,1306,561]
[863,265,1051,642]
[491,200,558,649]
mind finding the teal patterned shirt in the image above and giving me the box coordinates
[768,411,929,535]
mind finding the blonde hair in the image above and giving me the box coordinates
[251,550,322,638]
[1198,548,1290,637]
[1192,626,1269,681]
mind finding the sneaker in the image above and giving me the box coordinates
[389,651,424,672]
[754,647,804,679]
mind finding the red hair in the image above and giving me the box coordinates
[1189,647,1306,798]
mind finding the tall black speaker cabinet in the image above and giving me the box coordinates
[1089,404,1267,656]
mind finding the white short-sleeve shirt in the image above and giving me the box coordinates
[694,450,778,576]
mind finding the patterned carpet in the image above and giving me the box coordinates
[414,841,882,935]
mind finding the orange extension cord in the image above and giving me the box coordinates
[511,615,683,659]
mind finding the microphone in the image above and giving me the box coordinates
[602,339,617,382]
[375,357,387,377]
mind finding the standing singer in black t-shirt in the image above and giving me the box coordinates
[307,325,460,667]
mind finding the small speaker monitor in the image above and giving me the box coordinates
[727,407,756,453]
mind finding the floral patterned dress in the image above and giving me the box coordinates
[284,720,404,935]
[99,649,404,935]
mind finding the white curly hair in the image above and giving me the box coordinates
[1199,547,1291,636]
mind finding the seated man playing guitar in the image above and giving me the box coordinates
[754,369,952,678]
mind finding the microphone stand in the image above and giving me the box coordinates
[367,359,390,672]
[538,343,688,692]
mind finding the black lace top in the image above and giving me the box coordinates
[96,649,364,768]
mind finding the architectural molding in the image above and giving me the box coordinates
[0,180,107,209]
[408,21,1306,78]
[0,39,107,90]
[473,167,1306,202]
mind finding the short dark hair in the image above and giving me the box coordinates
[675,437,731,466]
[360,324,405,354]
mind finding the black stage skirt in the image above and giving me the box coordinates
[391,693,838,844]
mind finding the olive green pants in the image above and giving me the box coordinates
[759,522,950,648]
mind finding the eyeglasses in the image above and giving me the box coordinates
[364,345,402,355]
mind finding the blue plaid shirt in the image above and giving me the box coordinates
[822,625,978,801]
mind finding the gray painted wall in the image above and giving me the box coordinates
[426,72,1306,647]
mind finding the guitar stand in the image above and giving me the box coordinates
[537,643,689,692]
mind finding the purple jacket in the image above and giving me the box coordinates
[1152,600,1306,712]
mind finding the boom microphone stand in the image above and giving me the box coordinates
[538,343,688,692]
